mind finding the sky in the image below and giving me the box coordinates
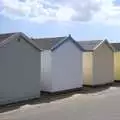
[0,0,120,42]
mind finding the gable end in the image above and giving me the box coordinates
[51,36,84,52]
[94,40,114,52]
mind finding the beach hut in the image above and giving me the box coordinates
[111,43,120,81]
[33,35,84,92]
[0,32,41,105]
[78,40,114,86]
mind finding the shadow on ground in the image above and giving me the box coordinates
[0,82,120,113]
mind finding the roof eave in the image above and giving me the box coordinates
[93,40,104,50]
[51,35,85,52]
[93,39,115,52]
[19,32,42,51]
[0,32,42,52]
[51,37,68,51]
[0,33,18,48]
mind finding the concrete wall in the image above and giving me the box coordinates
[0,38,41,104]
[93,42,114,85]
[83,52,93,85]
[41,50,52,91]
[114,52,120,80]
[51,40,83,92]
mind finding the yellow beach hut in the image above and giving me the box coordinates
[78,40,114,86]
[111,43,120,81]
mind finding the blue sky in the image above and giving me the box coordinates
[0,0,120,42]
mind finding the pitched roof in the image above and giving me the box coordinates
[78,40,103,51]
[0,33,16,42]
[32,35,85,51]
[111,43,120,51]
[0,32,41,51]
[32,37,66,50]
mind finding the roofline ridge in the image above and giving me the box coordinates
[78,40,103,42]
[0,32,21,35]
[31,36,67,40]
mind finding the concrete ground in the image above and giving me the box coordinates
[0,82,120,120]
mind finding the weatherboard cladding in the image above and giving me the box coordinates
[111,43,120,51]
[32,36,84,51]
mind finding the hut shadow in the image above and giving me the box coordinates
[0,84,112,113]
[112,81,120,87]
